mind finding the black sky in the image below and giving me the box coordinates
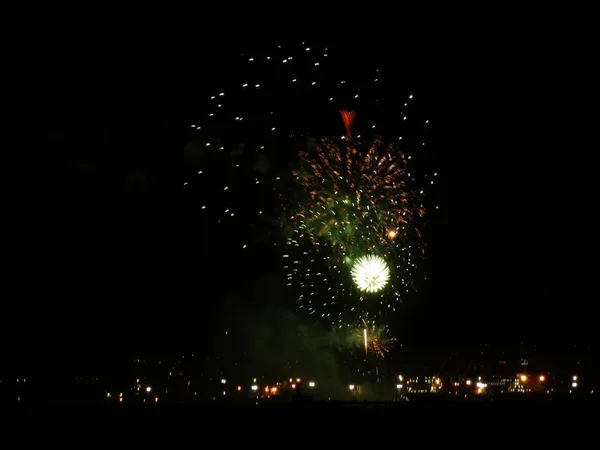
[3,40,593,375]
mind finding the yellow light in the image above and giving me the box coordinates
[291,384,296,389]
[296,378,301,383]
[349,384,355,390]
[309,382,315,387]
[520,375,527,382]
[237,386,242,391]
[539,375,545,382]
[387,229,397,239]
[465,380,471,385]
[265,386,269,393]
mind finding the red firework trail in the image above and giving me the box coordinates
[340,109,356,138]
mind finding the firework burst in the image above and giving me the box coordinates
[282,119,426,326]
[353,320,397,358]
[351,254,391,293]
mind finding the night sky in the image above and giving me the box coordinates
[4,41,592,377]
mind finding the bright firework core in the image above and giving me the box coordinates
[351,255,391,293]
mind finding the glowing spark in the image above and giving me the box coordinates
[363,328,368,355]
[351,255,390,293]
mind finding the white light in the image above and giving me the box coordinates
[146,386,151,392]
[251,385,258,391]
[351,255,391,293]
[309,382,315,387]
[221,379,226,384]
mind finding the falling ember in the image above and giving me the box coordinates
[340,109,356,138]
[363,328,368,355]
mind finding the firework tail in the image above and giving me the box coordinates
[340,110,356,138]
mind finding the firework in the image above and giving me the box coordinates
[283,123,425,326]
[351,254,391,293]
[352,320,396,358]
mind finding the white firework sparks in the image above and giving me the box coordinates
[351,255,391,293]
